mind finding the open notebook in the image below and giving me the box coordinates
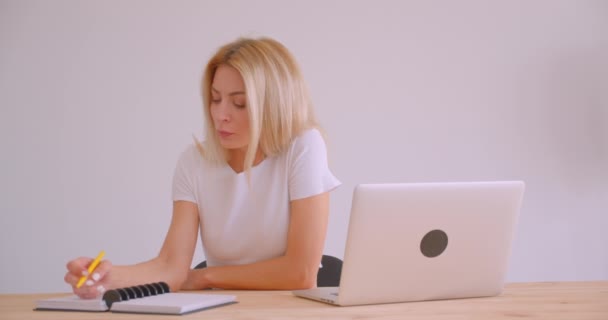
[35,282,237,315]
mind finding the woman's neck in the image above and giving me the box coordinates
[227,148,265,173]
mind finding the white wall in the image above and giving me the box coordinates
[1,0,606,294]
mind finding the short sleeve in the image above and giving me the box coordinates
[172,145,198,203]
[288,129,342,200]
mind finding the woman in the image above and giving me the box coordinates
[64,37,341,298]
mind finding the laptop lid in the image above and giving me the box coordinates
[334,181,524,306]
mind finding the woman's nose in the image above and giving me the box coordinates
[214,104,231,122]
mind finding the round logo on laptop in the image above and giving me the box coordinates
[420,229,448,258]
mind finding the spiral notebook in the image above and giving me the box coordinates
[35,282,237,315]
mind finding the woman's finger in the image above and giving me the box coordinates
[66,257,93,277]
[65,256,113,299]
[74,285,104,299]
[88,260,112,283]
[71,259,112,299]
[64,272,80,286]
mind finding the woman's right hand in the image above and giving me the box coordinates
[64,257,113,299]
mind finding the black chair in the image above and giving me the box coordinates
[194,254,342,287]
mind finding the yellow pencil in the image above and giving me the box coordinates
[76,250,105,289]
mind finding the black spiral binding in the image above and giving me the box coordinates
[102,282,170,308]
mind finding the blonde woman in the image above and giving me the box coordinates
[64,37,341,298]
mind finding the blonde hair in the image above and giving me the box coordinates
[198,37,320,173]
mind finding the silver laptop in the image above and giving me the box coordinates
[293,181,525,306]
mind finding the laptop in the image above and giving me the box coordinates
[293,181,525,306]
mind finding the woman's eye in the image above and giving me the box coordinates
[211,98,220,104]
[234,103,246,109]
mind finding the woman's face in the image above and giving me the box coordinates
[209,64,250,151]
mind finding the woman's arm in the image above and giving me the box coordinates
[65,200,200,296]
[111,201,200,291]
[182,192,329,290]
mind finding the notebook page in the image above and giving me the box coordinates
[35,295,108,312]
[110,292,236,314]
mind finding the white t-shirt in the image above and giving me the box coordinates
[172,129,341,267]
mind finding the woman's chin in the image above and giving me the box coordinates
[220,142,247,150]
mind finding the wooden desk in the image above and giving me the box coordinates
[1,281,606,319]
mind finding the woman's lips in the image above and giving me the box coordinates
[218,130,234,138]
